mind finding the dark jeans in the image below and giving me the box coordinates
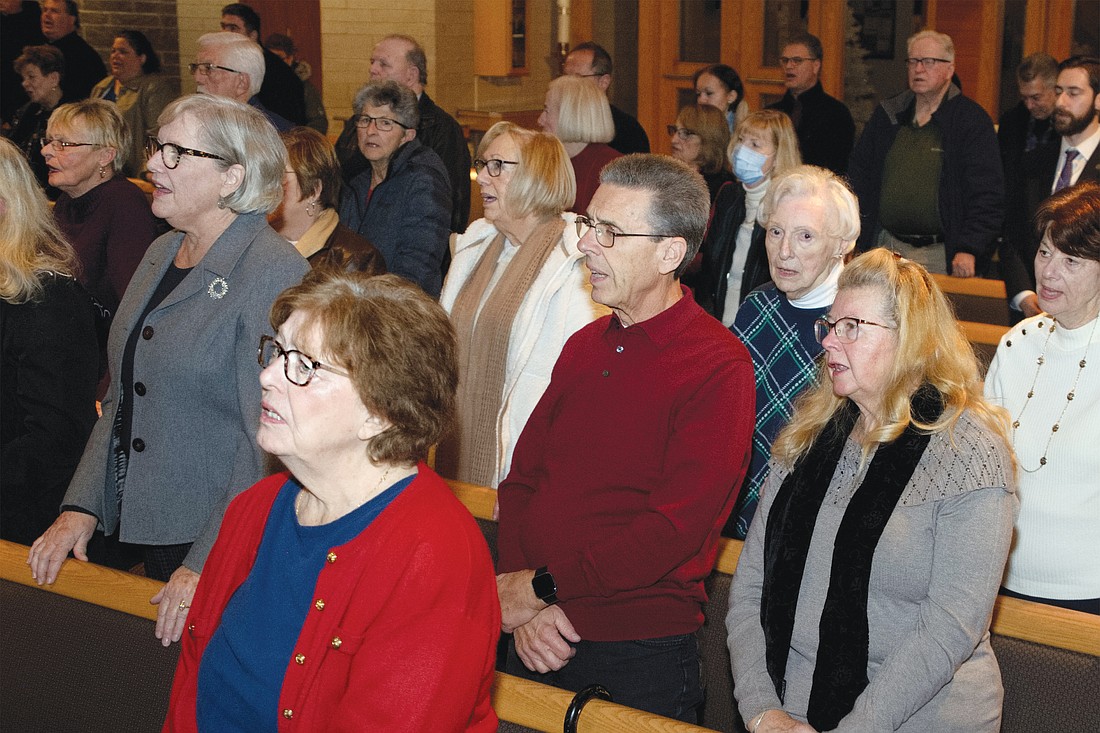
[505,632,703,724]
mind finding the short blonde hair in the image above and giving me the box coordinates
[477,121,576,219]
[675,105,730,176]
[773,249,1008,466]
[0,138,79,303]
[730,109,801,176]
[269,271,457,465]
[48,100,129,174]
[757,165,859,255]
[157,94,286,214]
[546,75,614,144]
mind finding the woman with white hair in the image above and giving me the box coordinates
[538,74,622,214]
[29,95,309,645]
[726,165,858,538]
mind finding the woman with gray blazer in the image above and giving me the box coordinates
[28,95,309,646]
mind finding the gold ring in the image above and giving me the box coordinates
[178,600,190,610]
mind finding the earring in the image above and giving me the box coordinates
[98,166,106,179]
[306,200,318,217]
[217,197,226,210]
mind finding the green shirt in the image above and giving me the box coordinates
[879,120,944,237]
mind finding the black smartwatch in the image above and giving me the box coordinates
[532,566,558,605]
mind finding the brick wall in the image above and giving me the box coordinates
[79,0,182,95]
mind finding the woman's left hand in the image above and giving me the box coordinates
[150,566,200,647]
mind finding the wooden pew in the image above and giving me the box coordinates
[447,481,1100,733]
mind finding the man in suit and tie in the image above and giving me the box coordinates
[1004,56,1100,318]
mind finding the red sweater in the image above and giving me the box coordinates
[498,291,754,640]
[163,466,500,732]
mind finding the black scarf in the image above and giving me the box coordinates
[760,385,944,731]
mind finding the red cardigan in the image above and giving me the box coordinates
[163,466,500,732]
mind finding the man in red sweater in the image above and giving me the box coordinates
[496,154,755,724]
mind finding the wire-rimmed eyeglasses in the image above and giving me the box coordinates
[188,62,242,76]
[40,138,100,152]
[145,136,226,170]
[778,56,818,66]
[574,214,676,249]
[814,316,894,344]
[353,114,410,132]
[257,335,349,387]
[473,158,519,177]
[666,125,698,140]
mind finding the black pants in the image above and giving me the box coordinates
[506,633,703,724]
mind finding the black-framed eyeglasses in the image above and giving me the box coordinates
[353,114,410,132]
[574,214,676,249]
[145,136,226,170]
[814,316,894,344]
[473,158,519,177]
[188,62,242,76]
[258,335,349,387]
[666,125,698,140]
[40,138,100,152]
[778,56,818,66]
[905,57,951,68]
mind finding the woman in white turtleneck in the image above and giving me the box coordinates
[984,181,1100,615]
[725,166,858,539]
[695,110,801,326]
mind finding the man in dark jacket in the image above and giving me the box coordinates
[564,42,650,155]
[41,0,105,101]
[2,0,46,125]
[849,30,1003,277]
[766,33,854,175]
[335,34,471,235]
[220,3,306,126]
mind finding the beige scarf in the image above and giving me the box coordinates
[437,217,566,485]
[293,208,340,259]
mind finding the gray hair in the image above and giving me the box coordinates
[757,165,860,255]
[598,154,710,279]
[198,32,265,98]
[157,94,286,214]
[907,30,954,62]
[381,34,427,86]
[1017,53,1058,85]
[353,80,419,129]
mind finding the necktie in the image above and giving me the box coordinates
[1054,149,1080,192]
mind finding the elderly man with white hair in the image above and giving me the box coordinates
[191,31,292,131]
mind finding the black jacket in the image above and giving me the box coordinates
[767,81,855,175]
[693,181,769,322]
[258,47,306,125]
[848,85,1004,269]
[50,31,106,102]
[609,103,650,155]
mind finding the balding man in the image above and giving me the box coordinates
[192,32,292,131]
[564,41,649,155]
[496,154,753,723]
[336,34,471,234]
[849,30,1003,277]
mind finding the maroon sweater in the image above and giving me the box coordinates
[498,290,754,640]
[53,176,159,314]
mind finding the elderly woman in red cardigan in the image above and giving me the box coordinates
[163,271,500,732]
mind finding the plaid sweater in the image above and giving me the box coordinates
[727,286,827,538]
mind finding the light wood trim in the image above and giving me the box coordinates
[0,539,161,621]
[492,672,714,732]
[931,273,1008,299]
[447,479,499,521]
[714,537,743,576]
[990,594,1100,656]
[959,320,1010,346]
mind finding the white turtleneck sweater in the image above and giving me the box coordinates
[984,313,1100,600]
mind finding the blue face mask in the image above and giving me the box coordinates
[732,144,769,185]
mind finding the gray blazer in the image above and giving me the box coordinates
[63,213,309,571]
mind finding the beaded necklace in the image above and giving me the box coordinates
[1010,315,1099,472]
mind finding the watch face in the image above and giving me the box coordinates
[532,569,556,600]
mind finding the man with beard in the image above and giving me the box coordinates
[1003,56,1100,315]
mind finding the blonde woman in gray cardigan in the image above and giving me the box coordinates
[28,95,308,647]
[728,250,1017,732]
[437,122,607,488]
